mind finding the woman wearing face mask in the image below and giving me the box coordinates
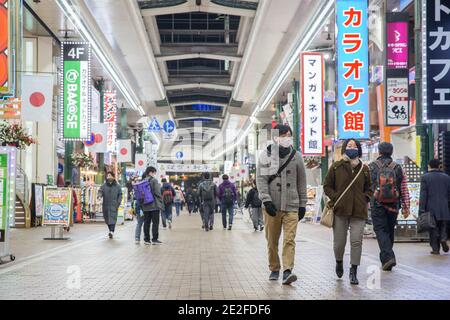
[98,172,123,239]
[323,139,373,285]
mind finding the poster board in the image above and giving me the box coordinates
[43,187,72,226]
[399,182,420,222]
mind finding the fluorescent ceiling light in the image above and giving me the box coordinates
[56,0,145,116]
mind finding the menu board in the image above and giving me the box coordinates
[43,187,72,226]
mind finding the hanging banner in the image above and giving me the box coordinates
[281,104,294,130]
[386,77,409,126]
[336,0,370,139]
[158,163,220,173]
[60,42,92,141]
[0,0,11,94]
[117,139,132,163]
[301,52,325,156]
[135,154,147,171]
[22,75,54,122]
[386,12,409,70]
[42,187,71,226]
[104,91,117,152]
[422,0,450,123]
[85,123,108,153]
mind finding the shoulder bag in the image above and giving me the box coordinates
[320,162,364,228]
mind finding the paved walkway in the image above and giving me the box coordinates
[1,210,449,300]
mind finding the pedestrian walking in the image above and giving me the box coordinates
[245,180,264,232]
[186,188,195,214]
[161,179,176,229]
[174,186,185,217]
[323,139,373,285]
[219,175,237,230]
[419,159,450,255]
[256,124,307,285]
[369,142,409,271]
[134,195,145,244]
[199,172,217,231]
[98,172,123,239]
[140,167,163,245]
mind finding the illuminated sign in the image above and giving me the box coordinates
[387,13,409,69]
[336,0,370,139]
[0,0,11,94]
[301,52,325,156]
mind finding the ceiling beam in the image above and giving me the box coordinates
[156,53,242,63]
[170,100,228,107]
[165,82,234,91]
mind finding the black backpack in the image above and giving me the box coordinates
[252,190,262,207]
[201,182,215,201]
[223,186,234,205]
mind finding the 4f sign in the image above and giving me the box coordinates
[60,42,92,141]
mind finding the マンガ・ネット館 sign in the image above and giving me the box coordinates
[60,42,92,141]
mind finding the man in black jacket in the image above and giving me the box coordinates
[245,181,264,232]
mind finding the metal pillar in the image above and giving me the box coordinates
[119,107,128,186]
[292,80,300,151]
[64,142,73,184]
[95,79,105,185]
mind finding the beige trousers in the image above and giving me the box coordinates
[264,209,299,272]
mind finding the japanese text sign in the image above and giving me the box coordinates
[301,53,325,156]
[42,187,72,226]
[422,0,450,123]
[387,13,409,70]
[386,77,409,126]
[104,91,117,152]
[60,42,92,141]
[336,0,370,139]
[0,0,11,94]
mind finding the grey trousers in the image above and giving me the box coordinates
[333,215,366,266]
[251,207,264,229]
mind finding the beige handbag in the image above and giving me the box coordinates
[320,163,364,228]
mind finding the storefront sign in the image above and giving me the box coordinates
[422,0,450,123]
[301,52,324,156]
[0,154,9,233]
[43,187,72,226]
[104,91,117,152]
[386,13,409,70]
[386,77,409,126]
[0,147,16,233]
[60,42,91,141]
[158,163,220,173]
[336,0,370,139]
[0,0,11,94]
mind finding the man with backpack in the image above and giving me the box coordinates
[199,172,217,231]
[245,180,264,232]
[219,175,237,230]
[369,142,410,271]
[161,179,176,229]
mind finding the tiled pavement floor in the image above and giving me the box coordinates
[1,210,450,300]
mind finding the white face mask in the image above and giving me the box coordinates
[278,137,293,148]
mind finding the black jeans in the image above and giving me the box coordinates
[430,220,448,252]
[371,205,398,264]
[108,224,116,232]
[144,210,160,242]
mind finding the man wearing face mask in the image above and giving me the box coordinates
[98,172,123,239]
[256,124,307,285]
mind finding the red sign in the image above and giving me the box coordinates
[104,91,117,153]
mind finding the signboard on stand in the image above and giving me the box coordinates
[336,0,370,139]
[60,42,92,141]
[422,0,450,123]
[104,91,117,152]
[301,52,324,156]
[42,187,72,226]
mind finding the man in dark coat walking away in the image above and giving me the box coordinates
[199,172,217,231]
[98,172,123,239]
[419,159,450,254]
[369,142,410,271]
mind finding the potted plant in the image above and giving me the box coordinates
[0,121,37,149]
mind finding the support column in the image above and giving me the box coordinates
[119,107,128,186]
[64,142,73,184]
[292,80,300,152]
[95,79,105,185]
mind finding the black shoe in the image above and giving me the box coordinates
[431,250,440,255]
[209,226,213,231]
[152,240,162,245]
[254,227,258,232]
[108,232,113,239]
[335,261,344,278]
[382,258,396,271]
[269,271,280,281]
[442,241,449,253]
[349,266,359,285]
[228,225,232,231]
[282,270,298,285]
[260,225,264,232]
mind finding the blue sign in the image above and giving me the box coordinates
[163,120,175,133]
[176,151,184,160]
[422,0,450,123]
[336,0,369,139]
[148,117,161,132]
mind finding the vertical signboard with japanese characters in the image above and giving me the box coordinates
[0,154,9,239]
[336,0,370,139]
[301,53,325,156]
[0,0,11,94]
[104,91,117,152]
[60,42,92,141]
[423,0,450,123]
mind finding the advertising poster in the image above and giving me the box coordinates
[399,182,420,221]
[386,77,409,126]
[104,91,117,152]
[336,0,370,139]
[301,52,324,156]
[422,0,450,122]
[60,42,92,141]
[0,153,9,233]
[0,0,11,93]
[43,187,72,226]
[386,13,409,69]
[34,184,44,217]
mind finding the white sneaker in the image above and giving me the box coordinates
[135,240,140,244]
[168,221,172,229]
[144,241,151,245]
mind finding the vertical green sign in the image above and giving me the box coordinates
[0,154,9,231]
[60,42,91,141]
